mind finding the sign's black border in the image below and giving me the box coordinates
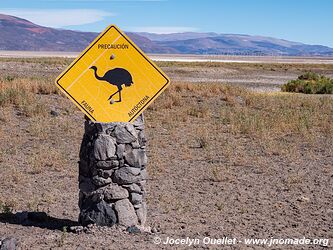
[56,25,170,122]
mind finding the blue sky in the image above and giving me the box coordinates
[1,0,332,47]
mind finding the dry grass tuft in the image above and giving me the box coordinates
[146,80,332,173]
[0,76,59,117]
[149,81,333,140]
[225,92,333,137]
[0,76,59,97]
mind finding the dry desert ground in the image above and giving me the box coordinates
[0,57,332,249]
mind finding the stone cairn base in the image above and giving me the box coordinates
[78,114,148,228]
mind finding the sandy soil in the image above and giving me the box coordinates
[0,58,332,249]
[1,51,332,92]
[160,62,333,92]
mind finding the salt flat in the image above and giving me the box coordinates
[1,50,333,64]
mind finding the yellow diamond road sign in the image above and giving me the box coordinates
[56,25,170,123]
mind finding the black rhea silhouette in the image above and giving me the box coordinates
[90,66,133,103]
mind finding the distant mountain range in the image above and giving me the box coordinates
[1,13,333,56]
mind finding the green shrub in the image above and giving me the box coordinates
[281,72,333,94]
[4,75,15,82]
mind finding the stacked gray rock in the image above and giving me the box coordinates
[0,237,17,250]
[78,114,148,228]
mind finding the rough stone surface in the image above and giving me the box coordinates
[114,199,138,227]
[125,124,138,138]
[79,160,90,177]
[93,134,116,161]
[140,169,148,180]
[103,184,129,201]
[116,144,125,159]
[0,237,17,250]
[113,167,142,184]
[95,122,116,134]
[138,131,147,147]
[132,114,145,130]
[123,183,142,194]
[79,200,117,227]
[113,125,137,144]
[93,168,113,179]
[79,177,95,194]
[131,140,141,149]
[130,193,143,205]
[95,160,119,169]
[127,225,151,234]
[82,189,104,203]
[124,148,147,168]
[78,114,148,227]
[92,176,112,187]
[136,202,147,225]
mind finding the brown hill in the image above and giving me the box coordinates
[0,14,96,51]
[0,14,174,53]
[1,13,332,56]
